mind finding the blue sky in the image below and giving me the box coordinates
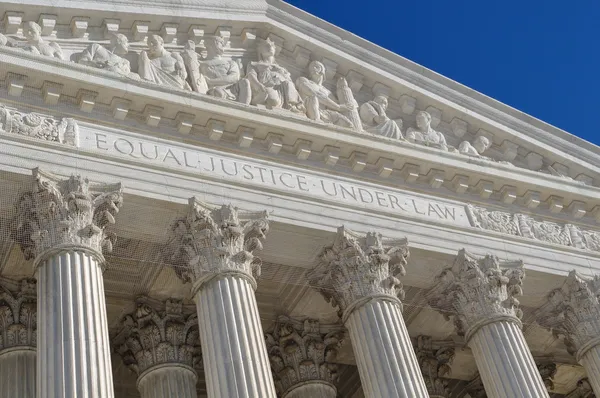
[286,0,600,146]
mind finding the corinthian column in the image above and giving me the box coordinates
[166,198,276,398]
[265,316,344,398]
[414,336,455,398]
[307,227,429,398]
[536,271,600,396]
[11,168,123,398]
[0,279,37,398]
[426,249,548,398]
[114,298,201,398]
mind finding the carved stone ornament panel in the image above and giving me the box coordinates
[0,104,79,146]
[0,279,37,351]
[566,378,595,398]
[466,204,600,253]
[10,169,123,264]
[165,197,269,290]
[265,316,344,397]
[306,226,410,320]
[536,271,600,359]
[425,249,525,340]
[537,362,557,391]
[113,298,201,376]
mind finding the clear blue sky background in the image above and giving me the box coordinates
[286,0,600,147]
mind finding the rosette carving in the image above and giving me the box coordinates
[0,279,37,351]
[536,271,600,359]
[426,249,525,339]
[166,197,269,289]
[265,316,344,397]
[11,169,122,263]
[414,336,454,398]
[114,298,201,376]
[307,226,409,319]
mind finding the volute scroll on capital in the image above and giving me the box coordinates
[265,315,345,397]
[10,168,123,267]
[425,249,525,341]
[165,197,270,293]
[306,226,410,322]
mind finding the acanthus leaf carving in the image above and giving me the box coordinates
[0,278,37,351]
[306,226,409,320]
[536,362,557,391]
[425,249,524,340]
[10,169,122,263]
[414,335,455,398]
[265,316,344,397]
[113,298,202,376]
[0,104,78,146]
[536,271,600,359]
[166,197,269,290]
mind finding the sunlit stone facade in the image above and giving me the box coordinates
[0,1,600,397]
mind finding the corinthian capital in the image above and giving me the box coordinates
[536,270,600,360]
[113,297,201,377]
[414,336,455,398]
[307,226,409,320]
[166,197,269,291]
[0,278,37,351]
[11,169,122,264]
[265,316,344,397]
[425,249,524,340]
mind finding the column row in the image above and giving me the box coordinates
[5,169,600,398]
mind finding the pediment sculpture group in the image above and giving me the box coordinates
[0,22,501,159]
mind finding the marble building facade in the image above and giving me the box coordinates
[0,0,599,397]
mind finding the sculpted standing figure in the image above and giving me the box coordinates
[139,34,190,90]
[185,37,250,104]
[74,34,139,79]
[295,60,355,128]
[359,95,403,139]
[406,111,448,150]
[245,38,303,112]
[22,21,63,59]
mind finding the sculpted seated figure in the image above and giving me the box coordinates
[406,111,448,150]
[295,60,355,128]
[359,95,403,139]
[73,34,139,79]
[184,37,250,104]
[245,38,303,112]
[139,34,190,90]
[459,135,491,157]
[22,21,63,59]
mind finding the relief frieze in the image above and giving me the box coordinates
[467,204,600,252]
[0,105,78,146]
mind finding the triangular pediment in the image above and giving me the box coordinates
[0,0,599,230]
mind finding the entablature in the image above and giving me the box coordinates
[0,50,598,229]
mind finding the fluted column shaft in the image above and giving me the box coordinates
[0,348,36,397]
[345,298,428,398]
[195,274,276,398]
[37,250,114,398]
[283,381,336,398]
[578,345,600,395]
[468,320,548,398]
[137,365,198,398]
